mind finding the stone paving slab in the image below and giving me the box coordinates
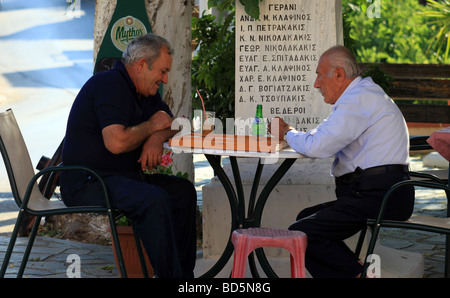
[0,235,119,278]
[379,228,447,278]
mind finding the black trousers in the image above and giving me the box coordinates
[61,171,197,278]
[288,169,414,278]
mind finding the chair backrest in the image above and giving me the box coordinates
[0,109,43,207]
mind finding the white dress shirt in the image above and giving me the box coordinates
[286,76,410,177]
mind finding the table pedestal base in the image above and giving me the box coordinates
[202,158,335,259]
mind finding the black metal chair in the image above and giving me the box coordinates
[356,136,450,278]
[359,179,450,278]
[0,109,148,278]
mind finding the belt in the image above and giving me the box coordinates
[335,164,409,185]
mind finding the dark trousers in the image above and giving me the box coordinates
[288,170,414,278]
[60,171,197,278]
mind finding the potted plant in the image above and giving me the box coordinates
[111,221,154,278]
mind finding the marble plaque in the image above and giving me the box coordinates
[235,0,343,135]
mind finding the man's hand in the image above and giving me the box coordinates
[149,110,172,132]
[269,117,294,142]
[138,133,165,171]
[138,112,177,171]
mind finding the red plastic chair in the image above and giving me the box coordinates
[231,227,307,278]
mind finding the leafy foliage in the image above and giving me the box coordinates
[191,1,268,120]
[238,0,264,19]
[116,216,131,226]
[191,9,235,120]
[343,0,448,63]
[420,0,450,62]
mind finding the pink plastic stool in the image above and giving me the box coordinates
[231,227,307,278]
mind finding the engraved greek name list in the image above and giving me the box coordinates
[235,0,343,135]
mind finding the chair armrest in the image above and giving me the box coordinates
[410,170,446,185]
[23,165,112,210]
[410,135,433,151]
[376,180,450,226]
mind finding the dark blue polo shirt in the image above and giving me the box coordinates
[62,61,173,173]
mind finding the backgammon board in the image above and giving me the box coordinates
[169,133,288,153]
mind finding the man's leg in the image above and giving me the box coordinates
[289,197,369,277]
[103,175,186,277]
[61,171,197,277]
[289,172,414,278]
[144,174,197,278]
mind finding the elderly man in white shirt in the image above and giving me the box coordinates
[270,45,414,278]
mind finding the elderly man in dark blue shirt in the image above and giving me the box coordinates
[60,34,196,278]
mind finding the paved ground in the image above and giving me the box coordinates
[395,155,448,278]
[0,233,117,278]
[0,0,96,193]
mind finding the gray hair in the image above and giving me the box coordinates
[122,33,173,69]
[323,45,362,78]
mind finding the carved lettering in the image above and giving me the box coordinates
[236,0,336,133]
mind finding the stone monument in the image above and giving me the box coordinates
[235,0,342,134]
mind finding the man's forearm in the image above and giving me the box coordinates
[102,122,159,154]
[102,111,172,154]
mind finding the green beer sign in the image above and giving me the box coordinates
[111,15,147,51]
[94,0,152,74]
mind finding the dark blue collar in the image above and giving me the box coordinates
[113,60,139,97]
